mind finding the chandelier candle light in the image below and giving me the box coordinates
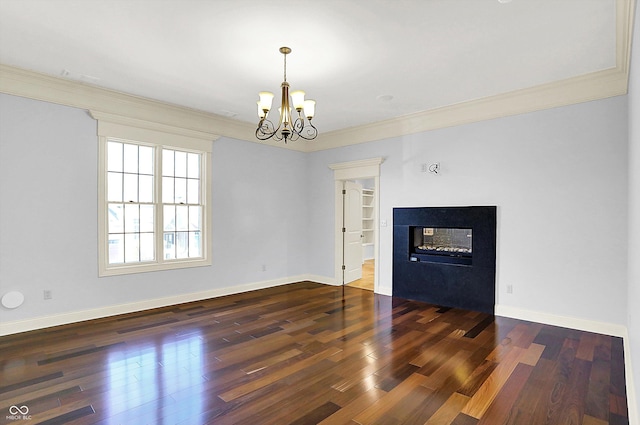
[256,47,317,143]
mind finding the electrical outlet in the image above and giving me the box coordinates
[43,290,52,300]
[506,285,513,294]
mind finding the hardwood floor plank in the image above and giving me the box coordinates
[218,347,342,402]
[37,405,95,425]
[463,315,494,339]
[456,360,499,398]
[37,342,125,365]
[587,336,614,421]
[476,363,533,425]
[451,413,480,425]
[423,392,470,425]
[320,387,387,424]
[353,373,431,424]
[0,371,64,395]
[529,337,581,425]
[584,415,610,425]
[289,401,342,425]
[0,282,629,425]
[460,346,526,419]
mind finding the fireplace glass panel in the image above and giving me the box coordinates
[412,227,472,257]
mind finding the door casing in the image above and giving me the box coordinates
[329,158,383,290]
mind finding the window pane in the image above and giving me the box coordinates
[107,141,123,172]
[125,233,140,262]
[162,176,174,203]
[139,146,154,175]
[125,204,139,233]
[123,144,139,173]
[164,233,175,259]
[164,205,175,231]
[140,205,154,233]
[123,174,138,202]
[175,178,187,204]
[189,232,201,257]
[108,234,124,264]
[189,206,201,231]
[107,172,123,202]
[175,151,187,177]
[187,179,199,204]
[140,233,154,261]
[139,175,154,203]
[176,205,188,231]
[108,204,124,233]
[163,149,174,176]
[187,153,200,178]
[176,232,189,259]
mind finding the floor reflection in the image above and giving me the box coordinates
[107,332,204,424]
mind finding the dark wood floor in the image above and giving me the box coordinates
[0,282,629,425]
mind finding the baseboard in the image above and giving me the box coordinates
[0,274,332,336]
[495,304,627,337]
[623,329,639,425]
[305,274,338,286]
[496,304,638,425]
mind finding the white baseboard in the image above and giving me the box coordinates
[496,304,638,425]
[305,274,338,286]
[0,274,332,336]
[495,304,627,337]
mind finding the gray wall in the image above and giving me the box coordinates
[308,95,629,327]
[1,90,628,328]
[0,93,309,323]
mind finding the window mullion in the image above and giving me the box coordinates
[156,145,164,265]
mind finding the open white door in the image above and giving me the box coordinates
[343,181,363,283]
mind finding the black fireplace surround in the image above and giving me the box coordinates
[393,206,496,314]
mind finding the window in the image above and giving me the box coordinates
[95,114,213,276]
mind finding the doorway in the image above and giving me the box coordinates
[329,158,383,292]
[343,179,375,291]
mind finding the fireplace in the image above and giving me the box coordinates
[393,206,496,314]
[410,227,473,265]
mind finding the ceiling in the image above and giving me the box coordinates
[0,0,631,140]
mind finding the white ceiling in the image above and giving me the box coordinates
[0,0,621,134]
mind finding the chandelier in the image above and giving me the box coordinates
[256,47,317,143]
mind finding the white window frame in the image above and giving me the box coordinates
[93,112,214,276]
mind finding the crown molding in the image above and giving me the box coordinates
[308,66,629,151]
[0,0,633,153]
[0,64,308,152]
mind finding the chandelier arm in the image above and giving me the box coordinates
[255,118,284,141]
[292,116,318,140]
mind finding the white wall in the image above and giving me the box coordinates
[0,93,308,325]
[627,0,640,416]
[308,95,629,327]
